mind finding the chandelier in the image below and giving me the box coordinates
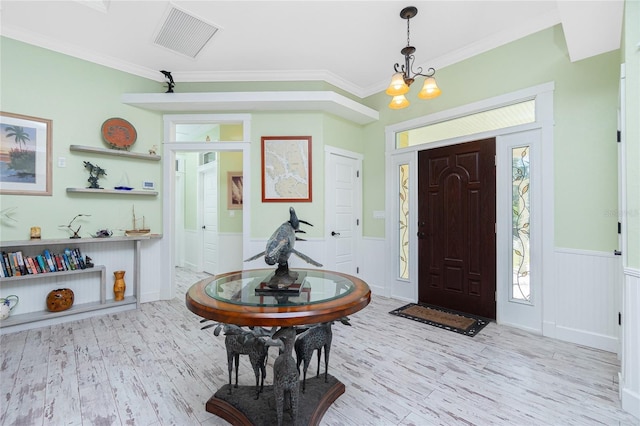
[386,6,441,109]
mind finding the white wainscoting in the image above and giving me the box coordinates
[139,238,163,302]
[183,229,199,272]
[551,248,622,352]
[621,267,640,419]
[360,236,386,296]
[217,232,243,274]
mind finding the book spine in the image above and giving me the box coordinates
[54,254,65,271]
[15,251,27,275]
[1,251,10,277]
[74,248,86,269]
[23,256,32,274]
[65,249,77,270]
[62,253,72,271]
[27,257,39,274]
[36,255,48,273]
[10,253,21,276]
[43,249,56,272]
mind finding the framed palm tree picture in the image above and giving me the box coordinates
[0,112,52,195]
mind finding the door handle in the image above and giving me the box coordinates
[202,226,206,229]
[331,231,341,236]
[417,231,425,238]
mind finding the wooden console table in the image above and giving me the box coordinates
[185,268,371,425]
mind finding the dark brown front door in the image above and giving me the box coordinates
[417,139,496,319]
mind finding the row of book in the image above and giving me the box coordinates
[1,248,89,278]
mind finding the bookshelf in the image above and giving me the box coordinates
[0,236,152,332]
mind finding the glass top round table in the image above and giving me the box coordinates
[186,268,371,327]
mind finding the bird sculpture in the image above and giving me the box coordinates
[245,207,322,274]
[160,70,174,93]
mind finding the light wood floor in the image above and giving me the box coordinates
[1,267,638,426]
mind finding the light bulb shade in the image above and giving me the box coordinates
[417,77,441,99]
[389,94,410,109]
[386,72,410,96]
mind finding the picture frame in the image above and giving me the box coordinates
[0,112,52,196]
[261,136,312,202]
[227,171,243,210]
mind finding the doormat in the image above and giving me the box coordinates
[389,303,490,337]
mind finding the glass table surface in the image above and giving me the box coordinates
[204,269,355,307]
[186,268,371,327]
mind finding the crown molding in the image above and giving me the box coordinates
[1,27,160,81]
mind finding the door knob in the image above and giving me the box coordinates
[417,231,425,238]
[331,231,341,236]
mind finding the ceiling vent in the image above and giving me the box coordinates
[154,6,219,58]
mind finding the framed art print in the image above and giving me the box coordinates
[0,112,52,196]
[227,171,243,209]
[261,136,312,202]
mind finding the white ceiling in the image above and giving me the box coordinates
[0,1,624,99]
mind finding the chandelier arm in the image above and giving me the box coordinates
[411,67,436,79]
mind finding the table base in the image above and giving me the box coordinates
[206,374,345,426]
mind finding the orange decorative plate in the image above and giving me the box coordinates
[101,117,137,149]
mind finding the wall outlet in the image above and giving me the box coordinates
[57,157,66,168]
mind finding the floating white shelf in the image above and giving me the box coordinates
[66,188,158,196]
[70,144,160,161]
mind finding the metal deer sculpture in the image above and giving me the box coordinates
[202,322,276,400]
[294,317,351,392]
[272,327,300,426]
[245,207,322,273]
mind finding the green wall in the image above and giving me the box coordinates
[1,22,626,255]
[0,38,163,241]
[360,25,621,252]
[245,112,364,238]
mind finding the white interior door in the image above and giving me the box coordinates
[200,161,218,275]
[325,148,362,275]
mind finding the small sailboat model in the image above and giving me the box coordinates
[125,206,150,236]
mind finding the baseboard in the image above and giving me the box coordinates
[140,290,160,303]
[498,320,542,335]
[554,324,619,352]
[183,260,198,272]
[621,386,640,420]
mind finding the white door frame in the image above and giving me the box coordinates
[384,82,554,334]
[158,114,251,300]
[324,146,363,274]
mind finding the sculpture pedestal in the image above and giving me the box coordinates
[206,374,345,426]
